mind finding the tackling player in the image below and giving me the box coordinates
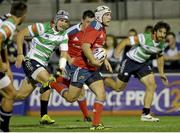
[40,9,96,123]
[15,10,70,124]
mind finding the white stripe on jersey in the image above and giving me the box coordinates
[36,23,45,35]
[3,21,16,31]
[127,48,145,63]
[138,33,145,45]
[137,47,150,58]
[129,36,135,45]
[28,25,35,36]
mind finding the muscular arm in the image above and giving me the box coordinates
[16,28,30,55]
[81,43,95,63]
[114,38,131,58]
[157,54,165,75]
[157,54,169,86]
[15,28,30,68]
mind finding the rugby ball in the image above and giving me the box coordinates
[93,47,107,61]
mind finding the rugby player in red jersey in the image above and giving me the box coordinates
[66,10,95,122]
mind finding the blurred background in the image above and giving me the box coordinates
[0,0,180,117]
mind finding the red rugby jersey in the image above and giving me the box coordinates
[67,20,106,70]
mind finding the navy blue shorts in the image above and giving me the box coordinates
[66,64,102,88]
[22,59,46,84]
[118,57,153,82]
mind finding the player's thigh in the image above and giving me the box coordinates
[68,84,82,99]
[36,69,51,82]
[89,80,106,100]
[23,59,50,82]
[0,73,15,97]
[1,83,16,98]
[78,87,85,100]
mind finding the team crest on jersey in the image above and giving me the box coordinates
[91,20,102,30]
[73,37,79,41]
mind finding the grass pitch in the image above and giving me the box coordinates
[11,115,180,132]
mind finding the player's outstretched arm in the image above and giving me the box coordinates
[15,27,30,68]
[157,54,169,86]
[114,38,131,59]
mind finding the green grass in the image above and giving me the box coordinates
[11,115,180,132]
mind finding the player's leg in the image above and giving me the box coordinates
[137,65,159,122]
[22,59,55,124]
[88,79,106,130]
[46,66,88,103]
[77,86,91,122]
[139,73,159,122]
[34,68,56,124]
[39,90,55,124]
[84,72,105,130]
[0,73,16,132]
[105,58,133,92]
[104,77,126,92]
[15,79,34,100]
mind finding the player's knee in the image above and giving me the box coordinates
[96,92,106,101]
[115,84,125,92]
[146,83,157,92]
[66,96,78,103]
[15,94,26,100]
[66,98,76,103]
[15,92,29,100]
[3,90,16,101]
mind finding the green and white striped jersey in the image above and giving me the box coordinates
[27,22,68,66]
[127,33,165,63]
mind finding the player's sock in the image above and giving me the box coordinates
[49,81,67,94]
[92,100,104,126]
[0,107,12,132]
[142,108,150,115]
[56,76,70,86]
[77,97,89,118]
[40,100,48,117]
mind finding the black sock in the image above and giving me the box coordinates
[0,107,12,132]
[142,108,150,115]
[40,100,48,117]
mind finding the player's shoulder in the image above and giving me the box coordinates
[89,20,103,31]
[67,23,80,35]
[1,17,16,29]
